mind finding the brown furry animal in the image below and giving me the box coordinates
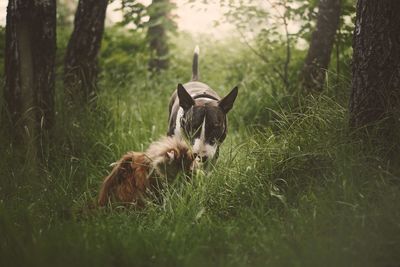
[98,136,196,207]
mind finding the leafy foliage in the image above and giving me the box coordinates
[116,0,177,32]
[118,0,148,29]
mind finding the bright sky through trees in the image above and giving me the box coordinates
[107,0,235,38]
[0,0,235,37]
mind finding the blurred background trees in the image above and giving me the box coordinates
[0,0,376,139]
[216,0,354,96]
[300,0,341,93]
[63,0,109,104]
[146,0,175,71]
[3,0,56,160]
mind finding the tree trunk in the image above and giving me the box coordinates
[349,0,400,128]
[300,0,341,92]
[4,0,56,141]
[147,0,170,72]
[64,0,108,103]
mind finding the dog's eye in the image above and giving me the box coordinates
[209,139,218,146]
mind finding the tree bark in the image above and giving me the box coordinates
[64,0,108,103]
[147,0,170,72]
[300,0,341,92]
[4,0,56,140]
[349,0,400,128]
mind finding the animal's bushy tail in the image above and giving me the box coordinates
[191,46,200,81]
[98,154,134,206]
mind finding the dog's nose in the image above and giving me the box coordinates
[194,153,208,162]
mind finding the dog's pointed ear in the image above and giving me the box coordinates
[177,84,195,111]
[219,86,238,113]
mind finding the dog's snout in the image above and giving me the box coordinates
[193,153,208,162]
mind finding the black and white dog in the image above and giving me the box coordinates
[167,47,238,163]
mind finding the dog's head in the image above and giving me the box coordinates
[176,84,238,163]
[147,136,197,178]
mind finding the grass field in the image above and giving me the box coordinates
[1,42,400,267]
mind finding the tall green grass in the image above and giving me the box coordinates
[1,39,400,267]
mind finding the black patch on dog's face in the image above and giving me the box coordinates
[205,106,227,145]
[181,103,227,146]
[180,105,204,141]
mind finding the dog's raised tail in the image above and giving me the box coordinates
[192,46,200,81]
